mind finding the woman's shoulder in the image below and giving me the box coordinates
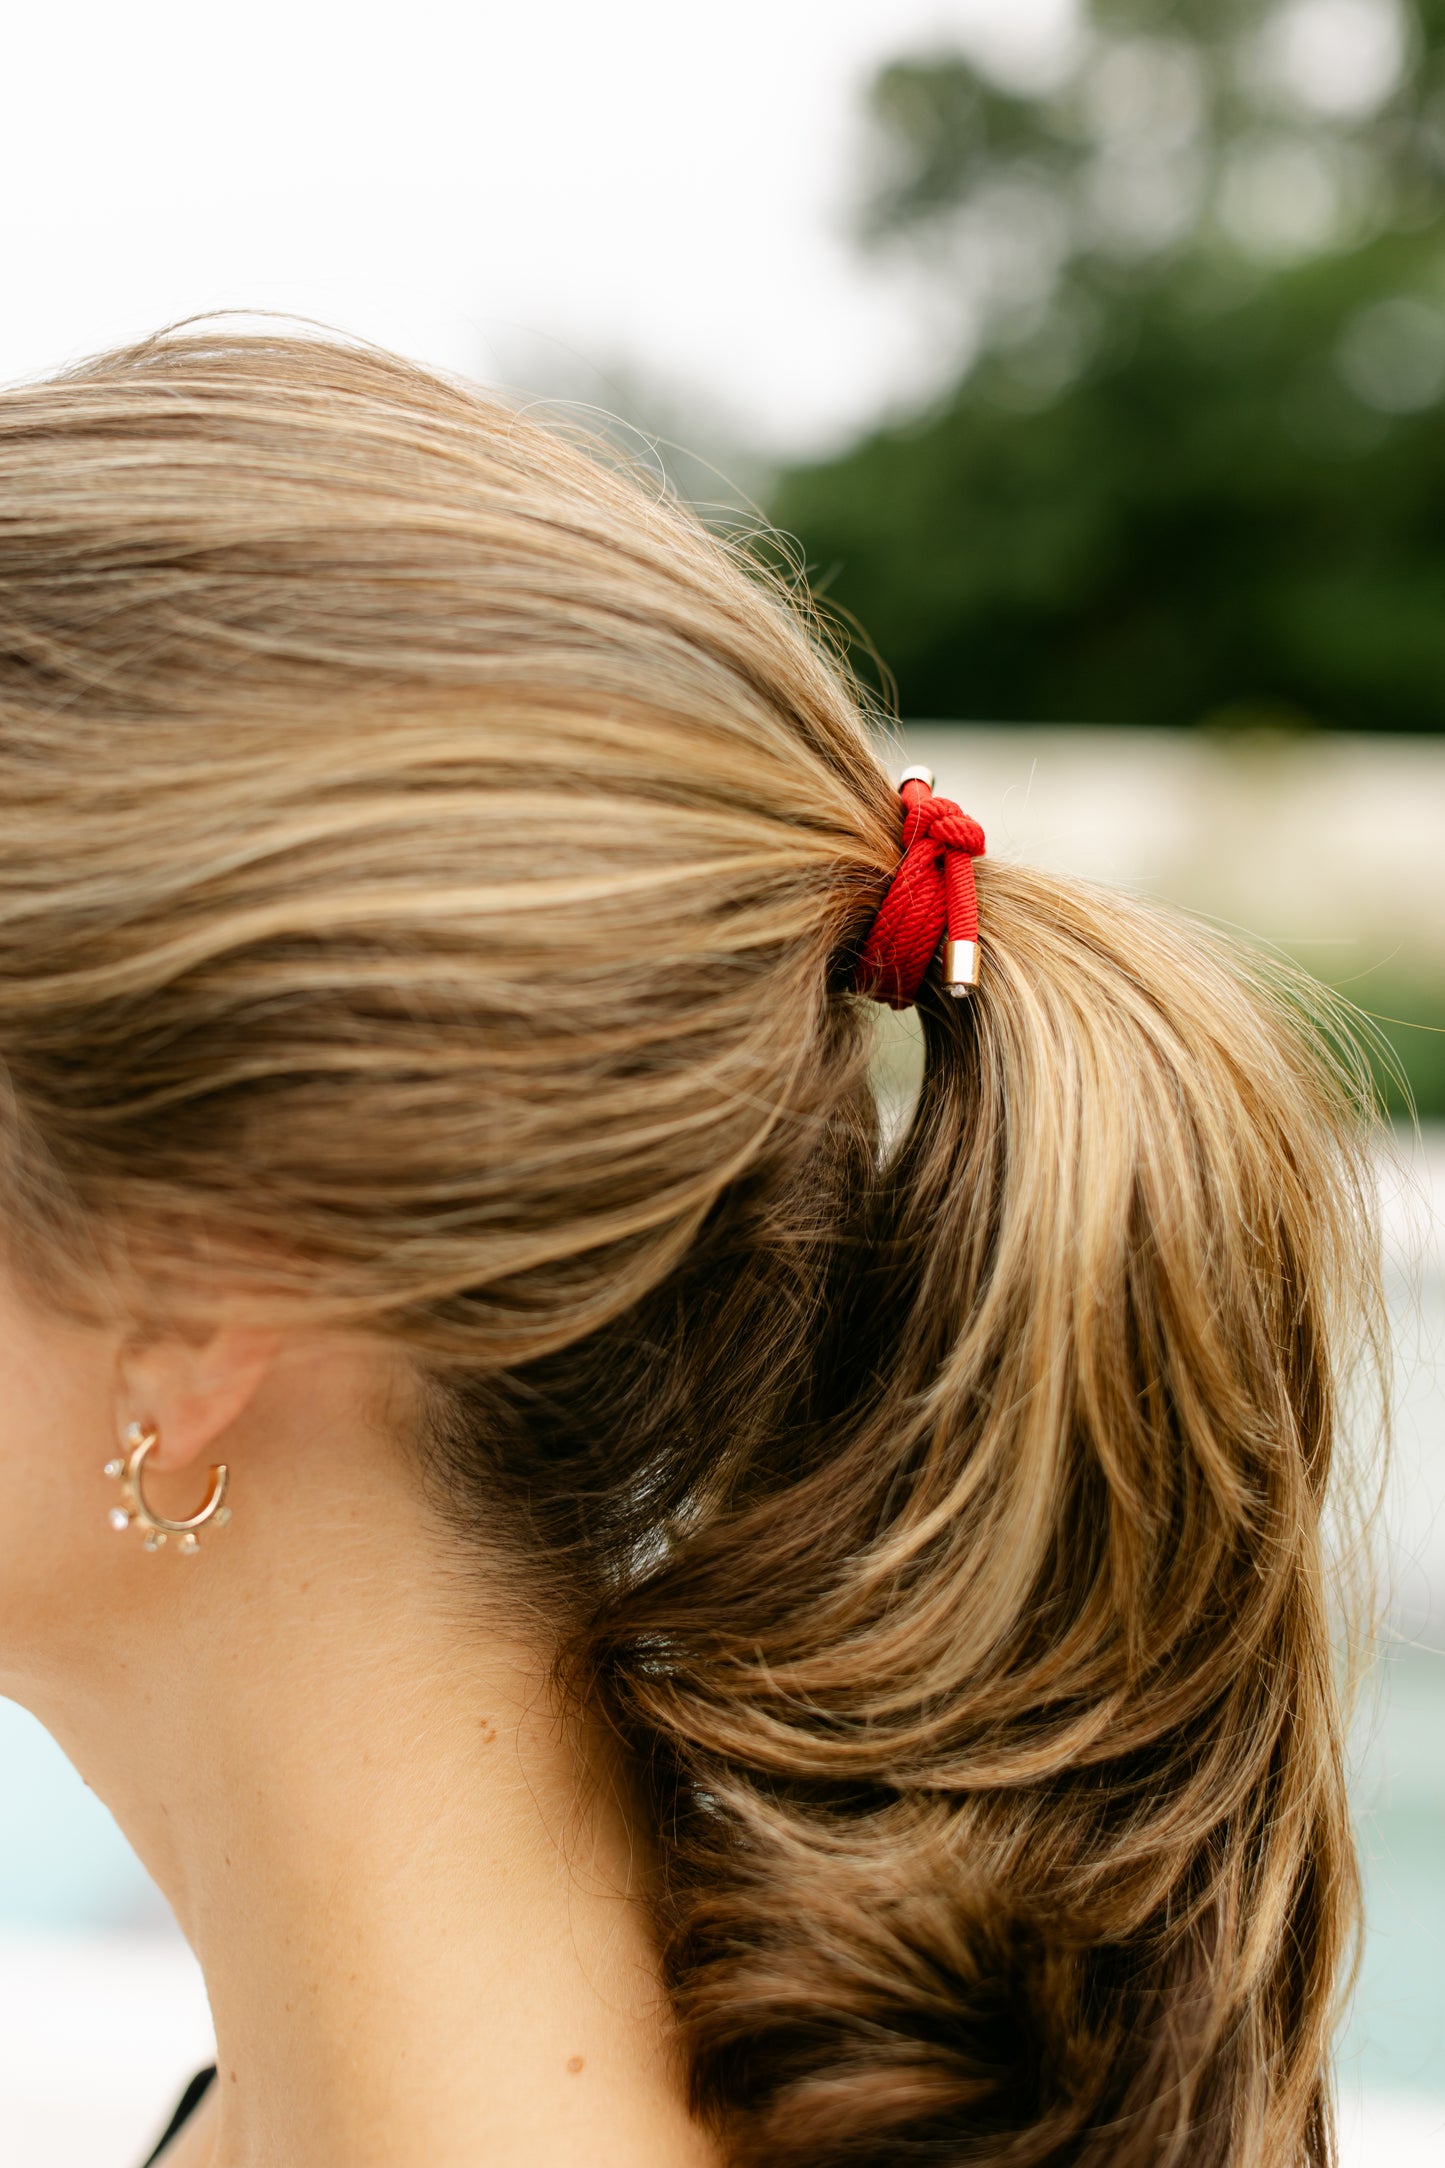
[140,2066,217,2166]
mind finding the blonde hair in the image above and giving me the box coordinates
[0,330,1381,2166]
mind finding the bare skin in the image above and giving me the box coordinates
[0,1258,722,2168]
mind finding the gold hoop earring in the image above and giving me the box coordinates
[104,1422,232,1555]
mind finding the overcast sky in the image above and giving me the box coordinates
[2,0,1076,456]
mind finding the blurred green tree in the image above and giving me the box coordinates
[771,0,1445,729]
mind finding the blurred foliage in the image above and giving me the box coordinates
[1361,978,1445,1113]
[771,0,1445,729]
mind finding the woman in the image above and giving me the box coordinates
[0,331,1378,2168]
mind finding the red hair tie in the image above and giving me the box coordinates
[851,766,986,1010]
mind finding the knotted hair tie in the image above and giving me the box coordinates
[851,766,986,1010]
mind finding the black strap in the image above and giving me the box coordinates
[140,2065,217,2166]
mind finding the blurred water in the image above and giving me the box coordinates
[1345,1132,1445,2104]
[1348,1650,1445,2096]
[0,1700,165,1933]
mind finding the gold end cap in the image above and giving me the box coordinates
[943,938,980,994]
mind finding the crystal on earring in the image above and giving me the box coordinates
[143,1530,165,1552]
[108,1507,131,1533]
[179,1532,200,1555]
[103,1459,125,1480]
[125,1422,146,1447]
[214,1506,232,1528]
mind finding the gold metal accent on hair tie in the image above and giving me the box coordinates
[942,938,980,992]
[104,1422,232,1555]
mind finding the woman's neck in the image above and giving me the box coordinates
[31,1407,720,2168]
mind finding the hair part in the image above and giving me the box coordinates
[0,327,1383,2165]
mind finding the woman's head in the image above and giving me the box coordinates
[0,330,1380,2165]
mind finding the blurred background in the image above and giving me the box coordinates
[2,2,1442,2163]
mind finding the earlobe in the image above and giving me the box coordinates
[117,1327,282,1473]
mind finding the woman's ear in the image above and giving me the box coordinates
[117,1327,283,1472]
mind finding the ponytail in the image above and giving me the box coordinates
[572,862,1376,2167]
